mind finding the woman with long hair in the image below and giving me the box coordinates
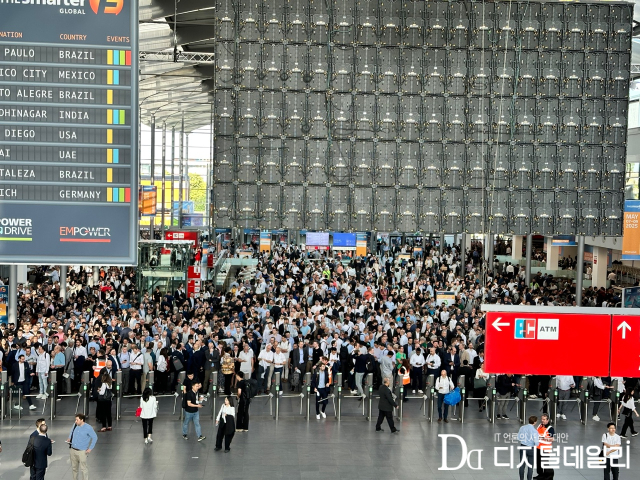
[95,370,113,432]
[214,395,236,452]
[618,389,639,438]
[155,348,169,394]
[139,387,158,444]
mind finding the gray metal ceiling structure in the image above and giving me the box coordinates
[139,0,640,131]
[140,0,635,236]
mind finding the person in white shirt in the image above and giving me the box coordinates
[602,422,622,480]
[618,389,639,438]
[215,396,236,452]
[591,377,614,422]
[426,348,441,378]
[238,344,254,378]
[139,387,158,444]
[272,346,287,395]
[409,348,426,393]
[555,375,575,420]
[129,345,144,395]
[36,345,51,399]
[435,369,454,422]
[257,344,274,393]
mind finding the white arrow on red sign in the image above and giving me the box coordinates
[617,321,631,339]
[492,317,510,331]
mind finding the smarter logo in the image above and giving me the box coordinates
[59,226,111,243]
[89,0,122,15]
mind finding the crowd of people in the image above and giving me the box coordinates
[0,240,637,478]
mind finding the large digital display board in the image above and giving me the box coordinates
[0,0,138,264]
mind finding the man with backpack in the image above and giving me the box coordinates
[236,371,257,431]
[24,423,52,480]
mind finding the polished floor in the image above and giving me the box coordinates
[0,392,635,480]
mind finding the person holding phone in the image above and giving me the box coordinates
[182,381,206,442]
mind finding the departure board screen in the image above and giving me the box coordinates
[0,0,138,265]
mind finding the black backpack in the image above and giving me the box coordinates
[22,437,35,467]
[245,379,259,399]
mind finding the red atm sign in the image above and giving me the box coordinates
[485,312,611,376]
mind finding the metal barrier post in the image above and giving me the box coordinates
[0,371,6,420]
[365,373,373,421]
[457,375,466,423]
[423,374,434,421]
[10,385,20,419]
[178,371,186,420]
[50,370,57,420]
[147,371,155,393]
[304,372,311,422]
[549,377,558,421]
[273,371,281,420]
[520,388,528,424]
[81,371,90,415]
[115,371,122,420]
[336,372,342,421]
[393,375,403,421]
[612,379,620,429]
[579,377,589,426]
[487,375,496,423]
[210,371,218,419]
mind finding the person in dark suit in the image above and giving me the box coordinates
[375,377,399,433]
[11,354,35,410]
[290,341,309,392]
[445,345,460,384]
[30,423,52,480]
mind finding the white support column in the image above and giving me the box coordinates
[591,246,609,289]
[511,235,523,261]
[546,237,560,271]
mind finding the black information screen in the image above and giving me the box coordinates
[0,0,138,264]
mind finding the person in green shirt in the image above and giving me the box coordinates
[395,345,406,368]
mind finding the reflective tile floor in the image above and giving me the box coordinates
[0,394,636,479]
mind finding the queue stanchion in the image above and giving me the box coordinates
[549,377,558,421]
[210,371,218,420]
[612,379,620,428]
[177,371,186,419]
[115,371,122,420]
[273,371,281,421]
[421,373,434,421]
[147,371,155,394]
[487,375,496,423]
[81,371,90,416]
[579,377,590,426]
[49,370,57,421]
[1,371,7,420]
[519,387,528,424]
[393,374,403,421]
[365,373,373,421]
[457,375,466,423]
[304,372,312,421]
[9,383,21,419]
[336,372,342,421]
